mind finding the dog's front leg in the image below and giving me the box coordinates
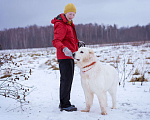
[81,91,94,112]
[81,79,93,112]
[97,92,107,115]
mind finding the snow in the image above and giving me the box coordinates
[0,43,150,120]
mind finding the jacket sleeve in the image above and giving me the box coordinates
[52,22,66,51]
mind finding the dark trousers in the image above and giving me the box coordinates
[58,59,74,108]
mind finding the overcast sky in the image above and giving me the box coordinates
[0,0,150,30]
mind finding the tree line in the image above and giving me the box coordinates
[0,23,150,50]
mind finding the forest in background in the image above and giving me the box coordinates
[0,23,150,50]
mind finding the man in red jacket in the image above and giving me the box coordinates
[51,3,85,111]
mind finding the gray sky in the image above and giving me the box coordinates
[0,0,150,30]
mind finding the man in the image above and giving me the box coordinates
[51,3,85,111]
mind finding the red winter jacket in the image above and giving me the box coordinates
[51,13,79,60]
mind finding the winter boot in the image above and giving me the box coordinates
[60,105,77,112]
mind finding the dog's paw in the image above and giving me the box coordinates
[111,106,116,109]
[81,109,90,112]
[101,111,107,115]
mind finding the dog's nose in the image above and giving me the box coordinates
[72,52,76,58]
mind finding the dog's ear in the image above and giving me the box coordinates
[89,48,94,55]
[88,48,94,60]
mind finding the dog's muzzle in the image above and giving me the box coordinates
[72,52,80,61]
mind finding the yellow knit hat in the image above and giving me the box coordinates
[64,3,76,14]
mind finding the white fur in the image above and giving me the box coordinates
[74,47,118,115]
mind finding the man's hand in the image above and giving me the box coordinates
[63,47,73,57]
[78,41,85,48]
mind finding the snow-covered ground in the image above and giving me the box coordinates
[0,43,150,120]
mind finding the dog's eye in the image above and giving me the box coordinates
[80,51,84,53]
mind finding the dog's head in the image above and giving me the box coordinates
[73,47,96,66]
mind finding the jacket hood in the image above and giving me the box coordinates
[51,13,72,25]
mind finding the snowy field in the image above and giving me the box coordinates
[0,42,150,120]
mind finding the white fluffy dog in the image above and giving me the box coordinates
[73,47,118,115]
